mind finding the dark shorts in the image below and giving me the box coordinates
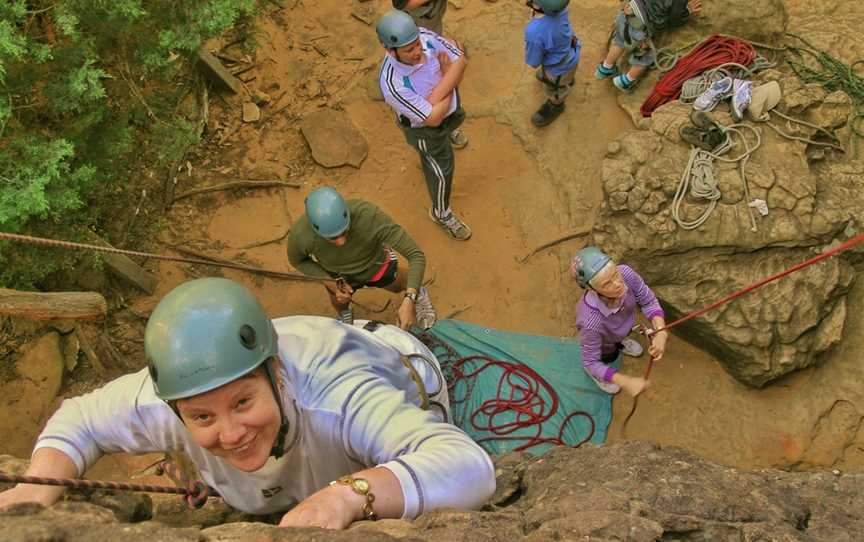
[601,344,624,364]
[333,249,398,291]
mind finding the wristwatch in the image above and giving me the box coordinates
[329,475,377,520]
[404,291,418,303]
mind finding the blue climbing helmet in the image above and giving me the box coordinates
[570,246,613,289]
[145,278,290,457]
[376,10,420,49]
[305,187,350,239]
[534,0,570,14]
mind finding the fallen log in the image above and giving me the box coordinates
[0,289,107,321]
[172,180,301,202]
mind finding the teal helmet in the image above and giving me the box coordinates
[376,10,420,49]
[570,246,612,289]
[535,0,570,14]
[305,187,350,238]
[145,278,289,457]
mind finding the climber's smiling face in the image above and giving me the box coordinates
[175,368,281,472]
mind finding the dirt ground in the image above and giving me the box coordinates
[5,0,863,479]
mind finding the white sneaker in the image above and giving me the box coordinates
[587,371,621,394]
[621,337,643,357]
[337,309,354,325]
[731,79,753,122]
[414,286,437,330]
[693,76,733,112]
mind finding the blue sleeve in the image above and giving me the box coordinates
[525,41,544,68]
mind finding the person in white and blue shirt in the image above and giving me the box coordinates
[376,10,472,242]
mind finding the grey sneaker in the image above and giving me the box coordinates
[414,286,437,329]
[337,308,354,325]
[429,209,472,241]
[693,76,733,112]
[621,337,643,357]
[449,129,468,150]
[587,371,621,394]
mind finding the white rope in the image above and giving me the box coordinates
[672,123,762,231]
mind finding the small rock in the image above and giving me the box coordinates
[299,109,369,168]
[241,102,260,123]
[251,90,271,106]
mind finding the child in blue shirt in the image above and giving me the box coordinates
[524,1,581,127]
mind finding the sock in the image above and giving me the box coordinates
[602,62,614,69]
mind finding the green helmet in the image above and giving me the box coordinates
[535,0,570,14]
[305,187,350,239]
[376,10,420,49]
[145,278,277,401]
[570,246,612,289]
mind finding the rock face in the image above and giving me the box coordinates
[2,442,862,541]
[596,68,862,386]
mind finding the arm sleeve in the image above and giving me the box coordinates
[621,265,665,320]
[287,230,329,278]
[33,370,166,475]
[382,78,434,126]
[431,33,463,62]
[372,207,426,291]
[580,328,617,382]
[342,377,495,519]
[524,39,544,68]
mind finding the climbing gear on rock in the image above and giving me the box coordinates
[306,186,350,239]
[532,100,565,127]
[693,76,733,112]
[570,246,612,289]
[730,79,753,121]
[145,278,291,458]
[429,208,472,241]
[678,125,726,152]
[746,80,781,121]
[376,10,420,49]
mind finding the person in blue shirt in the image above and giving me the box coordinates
[524,0,581,127]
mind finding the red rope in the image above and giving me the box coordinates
[640,35,757,117]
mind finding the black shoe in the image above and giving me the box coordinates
[531,101,565,127]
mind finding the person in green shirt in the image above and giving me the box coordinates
[288,187,433,330]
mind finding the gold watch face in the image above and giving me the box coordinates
[353,478,370,493]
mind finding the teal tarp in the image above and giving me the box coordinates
[424,319,618,456]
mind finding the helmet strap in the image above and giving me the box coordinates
[263,358,290,459]
[525,1,545,15]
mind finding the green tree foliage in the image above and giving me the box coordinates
[0,0,259,289]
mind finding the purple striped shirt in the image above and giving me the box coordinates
[576,265,664,382]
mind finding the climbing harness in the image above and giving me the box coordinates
[416,331,595,454]
[0,231,331,284]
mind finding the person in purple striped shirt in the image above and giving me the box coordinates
[571,246,669,396]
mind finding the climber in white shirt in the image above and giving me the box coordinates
[0,278,495,529]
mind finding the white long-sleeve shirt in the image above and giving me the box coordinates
[35,316,495,518]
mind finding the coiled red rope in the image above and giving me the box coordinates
[417,334,596,453]
[641,35,757,117]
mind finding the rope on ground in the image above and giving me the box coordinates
[416,331,595,454]
[672,122,762,231]
[642,35,757,117]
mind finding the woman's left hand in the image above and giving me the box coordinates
[648,330,668,360]
[279,485,360,530]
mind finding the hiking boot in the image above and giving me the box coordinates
[414,286,437,330]
[679,125,727,152]
[730,79,753,122]
[337,308,354,325]
[690,110,718,131]
[621,337,644,357]
[429,209,472,241]
[531,100,565,127]
[450,129,469,149]
[595,62,619,80]
[587,371,621,395]
[613,73,637,92]
[693,76,733,112]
